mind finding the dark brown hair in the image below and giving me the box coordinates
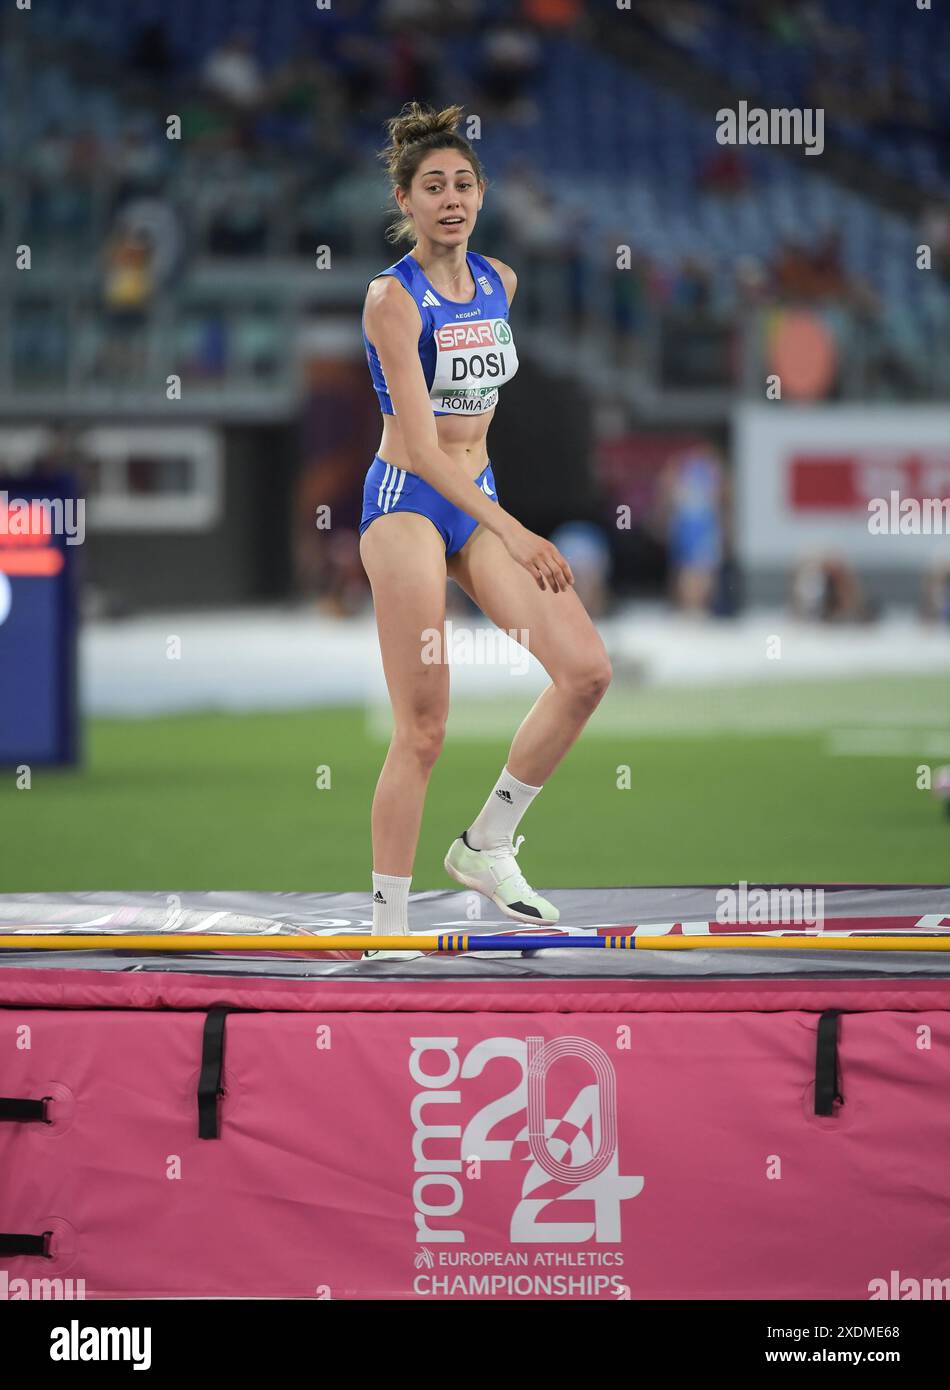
[378,102,488,246]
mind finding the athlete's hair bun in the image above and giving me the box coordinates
[385,102,464,151]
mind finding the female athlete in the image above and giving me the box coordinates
[360,102,612,944]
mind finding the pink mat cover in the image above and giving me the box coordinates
[1,970,949,1299]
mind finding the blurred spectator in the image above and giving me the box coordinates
[100,226,154,379]
[300,162,390,257]
[268,54,346,150]
[127,21,175,86]
[549,522,612,617]
[867,66,934,135]
[790,555,879,622]
[734,255,770,307]
[656,446,726,614]
[180,316,228,381]
[27,124,97,246]
[607,232,650,364]
[102,227,154,318]
[114,196,183,289]
[387,31,443,108]
[32,122,72,182]
[561,207,595,330]
[809,54,872,124]
[109,119,167,205]
[203,32,266,110]
[289,126,352,253]
[850,286,924,399]
[334,35,390,123]
[699,145,750,197]
[174,93,241,154]
[670,257,713,313]
[207,174,272,256]
[493,160,572,317]
[308,122,353,186]
[474,25,542,123]
[767,307,839,401]
[773,234,850,304]
[494,160,562,249]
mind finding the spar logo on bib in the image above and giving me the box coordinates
[408,1034,643,1251]
[431,317,519,412]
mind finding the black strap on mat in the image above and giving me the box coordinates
[815,1010,844,1116]
[0,1231,51,1257]
[197,1007,231,1140]
[0,1097,50,1122]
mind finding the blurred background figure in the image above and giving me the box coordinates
[790,554,880,624]
[474,23,543,124]
[202,30,266,111]
[100,224,155,381]
[1,0,948,890]
[657,447,726,615]
[548,521,612,618]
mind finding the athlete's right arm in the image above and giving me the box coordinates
[364,278,573,592]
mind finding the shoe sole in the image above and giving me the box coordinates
[443,853,560,926]
[361,949,427,960]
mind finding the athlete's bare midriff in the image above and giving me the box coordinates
[376,409,493,481]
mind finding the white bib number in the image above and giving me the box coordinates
[431,318,518,414]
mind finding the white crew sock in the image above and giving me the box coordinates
[372,872,411,935]
[466,766,542,851]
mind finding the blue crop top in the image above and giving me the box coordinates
[362,250,519,417]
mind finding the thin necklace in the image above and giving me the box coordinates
[414,250,470,290]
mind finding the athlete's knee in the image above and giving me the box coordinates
[556,649,612,708]
[394,711,448,770]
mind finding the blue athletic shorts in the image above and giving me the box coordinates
[359,454,498,557]
[671,515,722,570]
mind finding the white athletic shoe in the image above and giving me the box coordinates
[444,831,559,925]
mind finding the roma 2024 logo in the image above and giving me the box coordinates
[410,1035,643,1244]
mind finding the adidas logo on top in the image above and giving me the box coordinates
[495,789,513,803]
[421,289,441,308]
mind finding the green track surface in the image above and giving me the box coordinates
[1,676,947,891]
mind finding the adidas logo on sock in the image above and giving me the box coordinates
[495,789,514,803]
[373,890,386,903]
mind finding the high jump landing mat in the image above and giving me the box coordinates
[0,884,948,1300]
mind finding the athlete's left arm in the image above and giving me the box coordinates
[483,257,517,309]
